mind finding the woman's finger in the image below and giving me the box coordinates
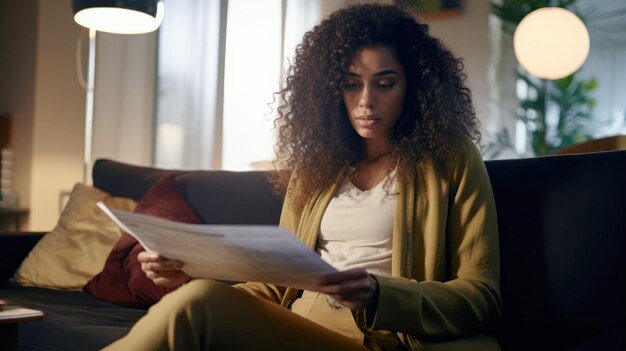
[145,261,183,272]
[318,268,369,286]
[317,277,372,295]
[138,251,184,269]
[137,251,163,263]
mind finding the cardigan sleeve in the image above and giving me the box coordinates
[357,140,501,338]
[233,171,301,303]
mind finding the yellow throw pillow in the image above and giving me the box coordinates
[13,183,136,290]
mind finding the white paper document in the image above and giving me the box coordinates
[0,306,45,321]
[97,202,337,290]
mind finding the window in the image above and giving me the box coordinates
[154,0,343,170]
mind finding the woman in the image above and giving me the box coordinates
[105,4,501,351]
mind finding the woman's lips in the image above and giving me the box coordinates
[356,115,380,128]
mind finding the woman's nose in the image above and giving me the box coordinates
[358,88,375,109]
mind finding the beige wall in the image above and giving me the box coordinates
[0,0,38,228]
[29,0,85,230]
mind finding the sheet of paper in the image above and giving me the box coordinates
[0,306,45,320]
[97,202,337,290]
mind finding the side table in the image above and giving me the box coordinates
[0,303,45,351]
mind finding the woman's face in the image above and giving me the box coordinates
[342,46,406,143]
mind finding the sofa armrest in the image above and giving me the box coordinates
[0,231,46,283]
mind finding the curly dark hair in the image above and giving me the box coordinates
[271,3,481,209]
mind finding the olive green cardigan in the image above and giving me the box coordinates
[235,139,501,348]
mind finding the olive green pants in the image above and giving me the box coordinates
[102,280,369,351]
[103,279,500,351]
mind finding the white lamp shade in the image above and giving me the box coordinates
[74,1,164,35]
[513,7,590,80]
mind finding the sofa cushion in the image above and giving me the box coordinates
[0,282,145,351]
[12,183,136,290]
[84,174,202,308]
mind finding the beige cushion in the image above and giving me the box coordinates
[13,183,136,290]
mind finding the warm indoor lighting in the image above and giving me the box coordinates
[513,7,589,80]
[73,0,164,35]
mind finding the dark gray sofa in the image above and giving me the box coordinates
[1,151,625,350]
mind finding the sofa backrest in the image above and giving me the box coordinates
[92,159,283,225]
[485,150,626,349]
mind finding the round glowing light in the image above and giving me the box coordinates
[513,7,590,80]
[74,2,164,35]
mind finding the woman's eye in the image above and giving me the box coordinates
[343,82,361,91]
[378,81,396,90]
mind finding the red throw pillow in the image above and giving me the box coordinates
[84,174,202,308]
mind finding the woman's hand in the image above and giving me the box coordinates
[137,251,191,288]
[314,268,379,310]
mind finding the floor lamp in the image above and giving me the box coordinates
[72,0,164,183]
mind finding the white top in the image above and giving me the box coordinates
[317,170,396,275]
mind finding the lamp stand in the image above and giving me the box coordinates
[83,28,96,184]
